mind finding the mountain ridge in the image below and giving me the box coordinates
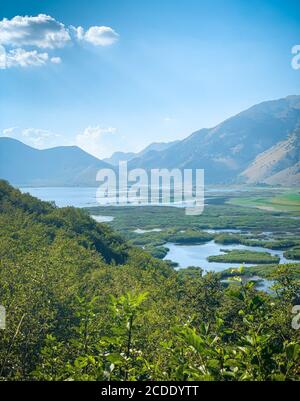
[0,137,111,186]
[103,140,180,165]
[128,95,300,185]
[1,95,299,187]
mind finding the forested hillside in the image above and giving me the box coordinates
[0,180,299,381]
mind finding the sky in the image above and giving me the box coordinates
[1,0,300,159]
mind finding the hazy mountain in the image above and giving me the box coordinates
[104,140,180,166]
[103,151,136,165]
[241,127,300,186]
[1,96,299,187]
[0,137,111,186]
[129,95,300,185]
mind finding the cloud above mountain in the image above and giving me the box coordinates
[1,124,130,158]
[1,126,63,148]
[76,126,119,159]
[0,14,119,69]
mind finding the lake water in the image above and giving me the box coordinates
[19,186,199,208]
[20,187,100,208]
[134,228,162,234]
[91,215,114,223]
[163,240,297,272]
[205,228,242,234]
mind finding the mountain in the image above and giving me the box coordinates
[1,96,299,187]
[103,151,136,165]
[129,95,300,185]
[0,137,111,186]
[104,140,180,165]
[241,127,300,186]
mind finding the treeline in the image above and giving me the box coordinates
[0,180,299,381]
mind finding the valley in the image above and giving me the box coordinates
[86,186,300,285]
[2,1,300,383]
[1,180,299,381]
[19,185,300,284]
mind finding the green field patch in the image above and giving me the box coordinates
[228,191,300,212]
[208,249,280,264]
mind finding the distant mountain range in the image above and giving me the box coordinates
[103,140,180,165]
[0,138,110,186]
[1,95,299,187]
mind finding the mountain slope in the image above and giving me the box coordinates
[241,127,300,185]
[0,138,111,186]
[264,162,300,186]
[129,95,300,184]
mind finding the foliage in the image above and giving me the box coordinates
[0,180,299,381]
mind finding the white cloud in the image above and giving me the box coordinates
[1,127,63,148]
[80,26,119,46]
[0,14,70,49]
[76,126,119,158]
[1,48,50,68]
[50,56,61,64]
[72,26,85,40]
[2,126,18,136]
[0,46,61,69]
[22,128,61,148]
[0,15,119,68]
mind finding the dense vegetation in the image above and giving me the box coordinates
[0,180,299,381]
[284,247,300,261]
[221,263,300,280]
[208,250,280,264]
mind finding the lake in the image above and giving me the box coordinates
[20,187,100,208]
[163,240,296,272]
[19,186,200,208]
[91,215,114,223]
[19,186,269,209]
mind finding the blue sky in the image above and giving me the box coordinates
[1,0,300,158]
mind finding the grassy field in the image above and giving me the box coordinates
[227,191,300,212]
